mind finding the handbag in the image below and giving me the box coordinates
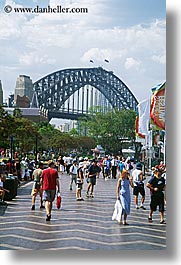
[56,193,61,209]
[112,199,123,222]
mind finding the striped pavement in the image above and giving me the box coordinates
[0,173,166,250]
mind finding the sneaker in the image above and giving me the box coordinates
[31,205,35,210]
[90,194,94,198]
[46,215,51,221]
[40,205,45,209]
[160,220,166,224]
[86,192,89,198]
[148,217,152,222]
[136,206,139,209]
[140,205,146,210]
[70,187,72,191]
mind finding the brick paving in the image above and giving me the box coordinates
[0,173,166,250]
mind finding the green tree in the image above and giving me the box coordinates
[13,118,39,153]
[69,128,79,137]
[13,108,22,118]
[78,136,96,154]
[79,109,136,153]
[0,106,17,149]
[36,122,56,151]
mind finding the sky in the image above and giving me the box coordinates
[0,0,166,106]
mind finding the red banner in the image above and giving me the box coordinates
[135,116,145,138]
[150,82,166,130]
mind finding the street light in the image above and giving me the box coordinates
[35,134,38,163]
[10,135,14,174]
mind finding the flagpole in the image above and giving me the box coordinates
[148,129,152,173]
[163,131,166,165]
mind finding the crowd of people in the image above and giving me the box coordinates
[0,154,166,224]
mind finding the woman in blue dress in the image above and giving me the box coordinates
[116,169,134,225]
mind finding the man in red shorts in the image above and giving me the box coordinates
[40,160,60,221]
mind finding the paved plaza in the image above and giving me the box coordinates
[0,173,166,250]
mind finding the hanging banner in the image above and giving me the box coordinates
[137,98,150,135]
[135,112,145,139]
[150,82,166,130]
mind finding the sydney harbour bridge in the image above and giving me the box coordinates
[33,67,138,120]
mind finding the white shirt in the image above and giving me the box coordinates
[132,169,143,186]
[70,164,78,175]
[111,159,118,167]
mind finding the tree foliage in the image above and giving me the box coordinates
[79,109,136,153]
[0,105,136,157]
[0,105,39,153]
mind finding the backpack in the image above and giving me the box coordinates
[70,165,74,175]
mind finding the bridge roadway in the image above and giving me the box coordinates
[0,173,166,250]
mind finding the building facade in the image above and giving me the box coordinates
[14,75,34,107]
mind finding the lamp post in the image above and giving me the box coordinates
[141,146,146,176]
[35,134,38,163]
[10,135,14,174]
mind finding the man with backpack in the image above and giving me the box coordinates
[131,162,146,210]
[76,161,84,201]
[86,159,101,198]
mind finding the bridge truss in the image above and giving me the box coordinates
[33,67,138,120]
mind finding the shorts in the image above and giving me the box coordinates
[87,176,96,185]
[31,182,42,196]
[133,186,145,197]
[76,183,83,190]
[150,193,165,212]
[104,168,110,176]
[31,188,42,197]
[42,190,56,202]
[70,174,77,183]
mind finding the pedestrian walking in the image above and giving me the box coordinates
[86,159,101,198]
[20,158,27,180]
[119,158,126,173]
[69,160,78,190]
[111,155,118,179]
[131,162,146,210]
[116,169,134,225]
[40,160,60,221]
[146,165,166,224]
[31,162,45,210]
[57,156,65,174]
[76,161,84,201]
[66,156,73,174]
[103,156,111,180]
[15,159,21,183]
[125,158,133,175]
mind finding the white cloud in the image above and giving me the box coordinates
[80,47,124,63]
[19,52,56,66]
[124,57,141,70]
[152,53,166,64]
[0,0,166,102]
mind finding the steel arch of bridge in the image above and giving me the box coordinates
[33,67,138,120]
